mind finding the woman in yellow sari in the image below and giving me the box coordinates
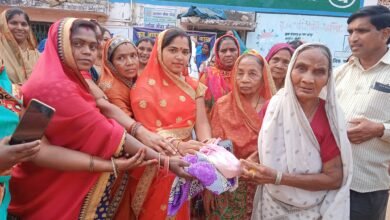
[0,8,39,84]
[130,28,212,219]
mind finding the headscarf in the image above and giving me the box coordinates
[9,18,125,220]
[200,35,240,111]
[99,37,136,116]
[214,34,240,71]
[131,29,206,138]
[0,9,39,84]
[210,50,276,159]
[252,43,352,219]
[265,43,294,62]
[130,29,206,219]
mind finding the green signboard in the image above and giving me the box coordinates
[135,0,363,16]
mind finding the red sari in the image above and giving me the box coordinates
[199,35,240,112]
[9,18,125,220]
[208,52,276,219]
[130,30,206,219]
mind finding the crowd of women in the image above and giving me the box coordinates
[0,5,363,220]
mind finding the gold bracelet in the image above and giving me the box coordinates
[175,140,182,154]
[111,157,118,178]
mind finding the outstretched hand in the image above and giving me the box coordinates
[115,148,157,171]
[240,159,276,185]
[169,156,192,179]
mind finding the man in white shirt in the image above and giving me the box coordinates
[334,5,390,220]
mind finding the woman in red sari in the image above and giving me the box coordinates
[200,34,240,112]
[205,51,276,219]
[130,28,212,219]
[8,18,190,220]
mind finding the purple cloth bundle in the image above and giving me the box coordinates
[168,143,240,216]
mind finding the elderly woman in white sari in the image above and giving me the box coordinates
[241,43,352,220]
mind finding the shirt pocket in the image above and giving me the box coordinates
[363,87,390,119]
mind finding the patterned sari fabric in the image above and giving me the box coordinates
[130,30,206,220]
[0,66,21,219]
[99,37,143,220]
[252,43,352,220]
[0,10,39,84]
[8,18,126,220]
[199,35,240,112]
[98,37,136,116]
[207,52,276,219]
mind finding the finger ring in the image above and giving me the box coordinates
[249,169,256,178]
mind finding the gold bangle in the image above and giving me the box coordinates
[175,140,181,148]
[111,157,118,178]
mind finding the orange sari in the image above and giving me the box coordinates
[207,51,276,219]
[98,37,139,220]
[130,30,206,219]
[99,37,136,116]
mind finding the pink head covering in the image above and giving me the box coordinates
[265,43,294,62]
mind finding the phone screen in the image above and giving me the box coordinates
[9,99,55,145]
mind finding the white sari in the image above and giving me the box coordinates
[252,43,353,220]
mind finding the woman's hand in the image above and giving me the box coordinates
[168,156,192,179]
[202,138,217,144]
[177,140,204,156]
[0,137,41,173]
[240,159,277,185]
[136,127,177,156]
[115,148,157,171]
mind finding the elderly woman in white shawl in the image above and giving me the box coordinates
[241,43,352,220]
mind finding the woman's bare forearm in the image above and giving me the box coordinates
[280,156,343,191]
[32,142,112,172]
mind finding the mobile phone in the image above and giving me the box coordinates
[9,99,55,145]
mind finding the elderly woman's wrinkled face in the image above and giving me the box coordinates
[112,43,139,80]
[7,14,30,44]
[218,38,239,68]
[236,55,263,96]
[291,48,329,102]
[269,49,292,82]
